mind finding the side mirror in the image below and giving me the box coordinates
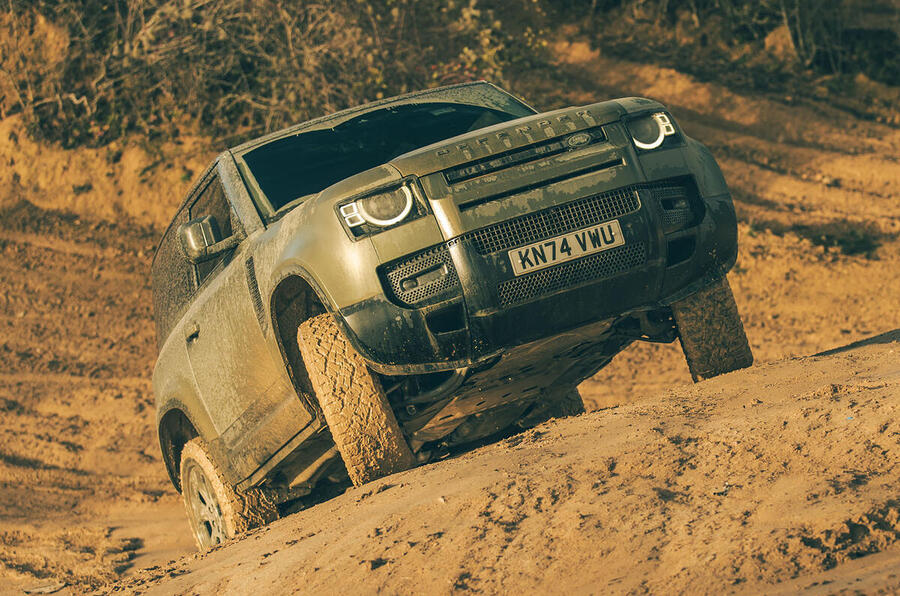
[178,215,241,264]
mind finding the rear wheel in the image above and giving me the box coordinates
[671,276,753,381]
[297,313,415,486]
[180,438,278,550]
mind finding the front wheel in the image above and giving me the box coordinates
[671,276,753,382]
[180,438,278,550]
[297,313,415,486]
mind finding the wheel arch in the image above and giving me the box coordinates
[269,269,331,413]
[157,404,200,492]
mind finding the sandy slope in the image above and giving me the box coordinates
[107,334,900,594]
[551,41,900,408]
[1,39,899,595]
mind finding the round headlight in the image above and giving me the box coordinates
[629,112,677,150]
[629,115,665,150]
[357,184,414,227]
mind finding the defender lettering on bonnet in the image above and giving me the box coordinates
[150,81,751,551]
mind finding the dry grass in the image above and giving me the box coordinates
[0,0,896,149]
[0,0,544,147]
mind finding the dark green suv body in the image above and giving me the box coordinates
[150,82,752,548]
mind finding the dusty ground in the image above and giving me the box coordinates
[104,334,900,594]
[0,202,195,593]
[1,41,899,594]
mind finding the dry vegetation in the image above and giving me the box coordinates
[563,0,900,123]
[0,0,897,149]
[0,0,537,147]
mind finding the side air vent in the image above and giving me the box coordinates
[381,244,461,308]
[246,256,267,332]
[648,178,703,232]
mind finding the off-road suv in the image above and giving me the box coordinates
[150,82,752,548]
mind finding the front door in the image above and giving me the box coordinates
[181,172,312,483]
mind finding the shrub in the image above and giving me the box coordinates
[0,0,543,147]
[1,0,894,148]
[545,0,899,88]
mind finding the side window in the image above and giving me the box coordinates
[190,176,235,284]
[151,208,195,348]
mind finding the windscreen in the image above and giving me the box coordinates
[243,103,523,212]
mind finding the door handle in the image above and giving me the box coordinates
[185,323,200,343]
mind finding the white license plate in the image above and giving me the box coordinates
[508,220,625,276]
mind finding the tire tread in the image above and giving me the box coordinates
[180,438,278,549]
[672,276,753,382]
[297,314,415,486]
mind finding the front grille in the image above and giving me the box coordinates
[381,244,460,307]
[464,186,642,255]
[498,242,647,307]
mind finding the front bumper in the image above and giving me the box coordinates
[339,172,738,375]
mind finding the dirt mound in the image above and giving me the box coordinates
[0,116,214,228]
[111,335,900,594]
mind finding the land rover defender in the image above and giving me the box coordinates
[150,82,752,548]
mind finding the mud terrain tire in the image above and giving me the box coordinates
[297,313,415,486]
[180,438,278,550]
[671,276,753,382]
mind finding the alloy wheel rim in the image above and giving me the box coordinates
[186,463,226,548]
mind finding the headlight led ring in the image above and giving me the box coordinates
[631,112,676,150]
[357,184,414,227]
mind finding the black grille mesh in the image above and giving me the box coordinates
[463,186,641,255]
[382,244,460,307]
[660,207,694,228]
[652,184,690,201]
[650,183,696,229]
[498,242,647,307]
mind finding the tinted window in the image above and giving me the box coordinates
[189,177,234,284]
[151,207,194,349]
[243,103,520,212]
